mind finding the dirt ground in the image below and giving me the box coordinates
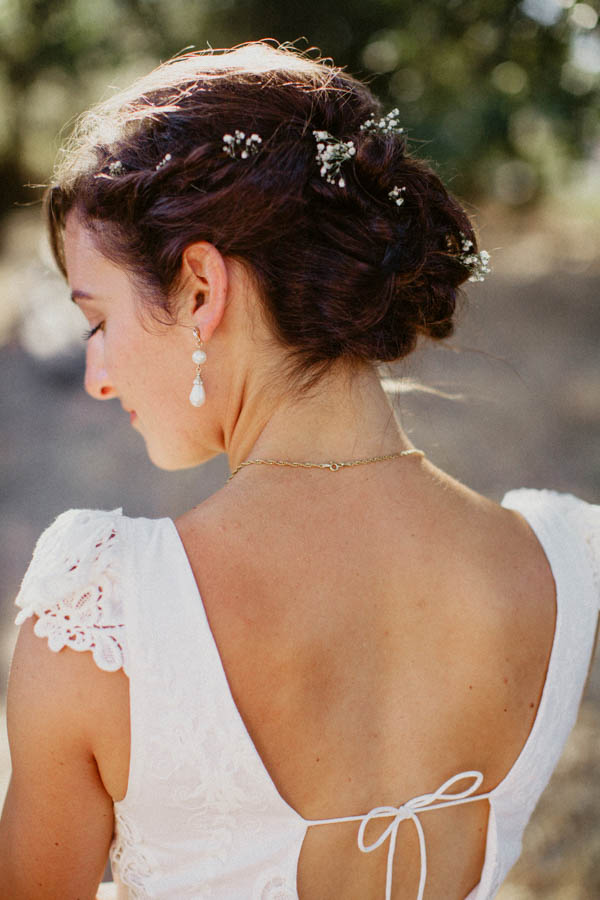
[0,205,598,896]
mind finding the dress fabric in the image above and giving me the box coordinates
[14,489,600,900]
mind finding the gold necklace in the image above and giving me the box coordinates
[226,448,425,483]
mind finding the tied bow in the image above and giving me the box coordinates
[357,771,487,900]
[307,771,489,900]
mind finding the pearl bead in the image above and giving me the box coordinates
[189,381,206,407]
[192,349,207,365]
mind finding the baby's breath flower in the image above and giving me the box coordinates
[313,130,356,187]
[360,108,404,137]
[458,233,492,282]
[388,185,406,206]
[108,161,125,176]
[222,130,262,159]
[155,152,172,171]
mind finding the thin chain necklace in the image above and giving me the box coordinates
[226,448,425,483]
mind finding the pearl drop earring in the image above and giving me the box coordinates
[189,327,207,407]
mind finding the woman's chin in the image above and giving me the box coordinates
[145,441,216,472]
[147,450,195,472]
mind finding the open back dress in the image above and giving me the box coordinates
[14,488,600,899]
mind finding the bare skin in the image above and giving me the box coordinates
[0,219,557,898]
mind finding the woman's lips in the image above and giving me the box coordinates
[130,411,137,423]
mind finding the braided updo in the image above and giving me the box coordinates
[46,42,483,386]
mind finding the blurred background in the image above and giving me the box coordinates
[1,0,599,896]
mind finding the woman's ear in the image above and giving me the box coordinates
[180,242,228,340]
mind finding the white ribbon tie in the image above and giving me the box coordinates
[305,770,490,900]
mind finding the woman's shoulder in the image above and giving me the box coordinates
[500,487,600,603]
[500,487,599,548]
[501,486,599,514]
[16,507,126,584]
[13,507,149,676]
[13,505,201,681]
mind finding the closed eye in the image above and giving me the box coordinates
[82,322,104,341]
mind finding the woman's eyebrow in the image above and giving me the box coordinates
[70,289,95,304]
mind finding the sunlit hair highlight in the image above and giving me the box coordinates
[46,40,480,390]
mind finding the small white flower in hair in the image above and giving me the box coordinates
[388,185,406,206]
[222,130,262,159]
[360,108,405,137]
[313,130,356,187]
[155,152,172,171]
[458,233,492,282]
[108,161,125,176]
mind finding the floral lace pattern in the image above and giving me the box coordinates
[14,508,128,673]
[12,494,600,899]
[253,873,296,900]
[111,807,156,900]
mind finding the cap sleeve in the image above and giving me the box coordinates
[560,492,600,608]
[503,488,600,609]
[14,508,129,674]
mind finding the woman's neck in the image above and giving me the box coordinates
[224,362,415,472]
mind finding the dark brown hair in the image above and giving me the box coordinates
[46,41,480,387]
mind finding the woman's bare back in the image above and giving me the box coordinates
[96,459,556,898]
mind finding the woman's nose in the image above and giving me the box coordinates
[84,343,116,400]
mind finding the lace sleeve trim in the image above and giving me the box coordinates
[14,508,129,674]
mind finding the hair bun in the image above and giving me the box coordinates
[45,42,486,389]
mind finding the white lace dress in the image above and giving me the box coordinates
[14,489,600,900]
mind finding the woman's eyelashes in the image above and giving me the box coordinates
[82,322,104,341]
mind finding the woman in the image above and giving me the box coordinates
[1,42,598,900]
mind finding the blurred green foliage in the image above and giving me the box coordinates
[1,0,598,218]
